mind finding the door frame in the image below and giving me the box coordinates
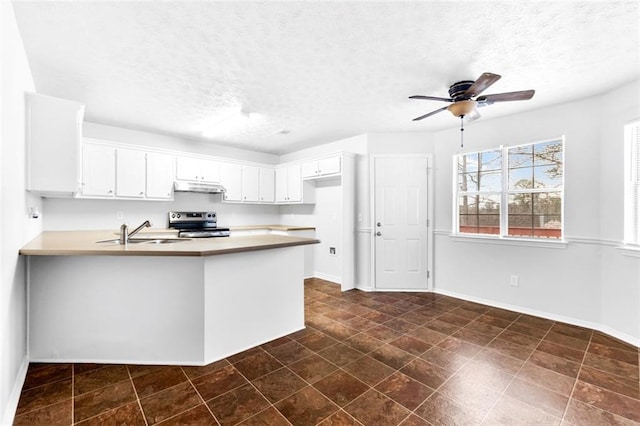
[369,154,434,292]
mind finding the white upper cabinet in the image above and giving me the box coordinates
[80,141,174,200]
[175,156,221,182]
[116,148,146,198]
[301,155,341,179]
[26,93,85,194]
[81,142,115,197]
[220,163,270,204]
[276,164,316,204]
[242,165,260,202]
[220,162,243,202]
[146,152,174,199]
[259,167,275,203]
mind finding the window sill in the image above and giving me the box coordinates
[448,233,568,249]
[617,245,640,257]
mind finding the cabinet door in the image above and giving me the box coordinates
[146,152,174,199]
[82,143,115,197]
[275,167,288,202]
[201,159,221,183]
[175,156,199,181]
[116,148,146,198]
[26,93,84,194]
[259,167,275,203]
[221,162,242,202]
[287,164,302,202]
[300,161,318,178]
[318,156,341,176]
[242,165,260,202]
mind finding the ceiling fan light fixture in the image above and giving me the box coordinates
[447,100,477,117]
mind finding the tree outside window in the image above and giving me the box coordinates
[455,139,564,239]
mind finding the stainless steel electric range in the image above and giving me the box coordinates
[168,211,230,238]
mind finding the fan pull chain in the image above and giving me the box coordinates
[460,116,464,147]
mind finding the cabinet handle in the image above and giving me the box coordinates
[108,190,113,194]
[139,191,144,195]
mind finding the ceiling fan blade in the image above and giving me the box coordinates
[477,90,535,104]
[412,106,449,121]
[409,95,453,102]
[464,72,501,97]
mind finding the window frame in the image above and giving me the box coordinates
[452,136,565,242]
[623,119,640,248]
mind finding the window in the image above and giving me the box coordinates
[624,120,640,246]
[455,138,564,239]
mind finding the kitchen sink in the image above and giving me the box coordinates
[142,239,188,244]
[96,238,190,245]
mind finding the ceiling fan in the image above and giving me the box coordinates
[409,72,535,122]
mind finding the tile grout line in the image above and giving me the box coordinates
[71,364,75,425]
[180,365,224,425]
[368,300,479,425]
[126,365,149,426]
[470,313,549,425]
[559,330,593,424]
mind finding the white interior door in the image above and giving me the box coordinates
[373,156,431,290]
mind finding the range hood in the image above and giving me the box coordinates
[174,180,226,194]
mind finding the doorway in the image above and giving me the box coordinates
[371,155,432,291]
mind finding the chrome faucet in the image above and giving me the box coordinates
[119,220,152,244]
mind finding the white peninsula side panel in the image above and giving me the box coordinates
[203,246,304,361]
[28,246,305,365]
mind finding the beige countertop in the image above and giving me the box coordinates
[19,230,319,257]
[229,225,315,231]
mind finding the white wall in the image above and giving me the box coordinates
[431,81,640,345]
[43,192,280,231]
[0,3,39,424]
[597,80,640,341]
[84,122,280,165]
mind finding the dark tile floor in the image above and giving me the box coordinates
[14,278,640,425]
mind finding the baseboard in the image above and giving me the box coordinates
[434,288,639,348]
[1,357,29,426]
[355,283,373,292]
[313,271,342,284]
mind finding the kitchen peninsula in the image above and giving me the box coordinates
[20,231,319,366]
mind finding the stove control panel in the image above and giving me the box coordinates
[168,211,217,228]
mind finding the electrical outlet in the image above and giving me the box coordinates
[329,247,336,255]
[510,275,519,287]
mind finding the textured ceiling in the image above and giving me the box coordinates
[12,1,640,154]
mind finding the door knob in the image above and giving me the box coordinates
[376,231,382,236]
[376,222,382,227]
